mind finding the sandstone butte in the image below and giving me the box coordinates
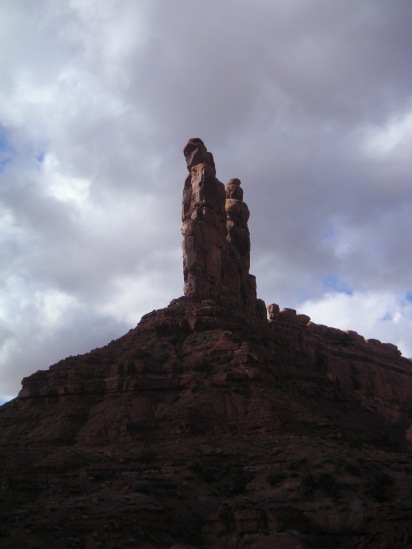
[1,139,412,549]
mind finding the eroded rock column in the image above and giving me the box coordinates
[225,178,263,316]
[182,138,266,319]
[182,138,227,301]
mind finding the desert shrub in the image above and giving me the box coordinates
[318,473,341,499]
[222,330,243,343]
[248,334,263,345]
[300,472,316,499]
[167,334,187,358]
[133,480,153,494]
[217,354,232,365]
[232,468,254,495]
[189,460,216,483]
[233,383,250,395]
[266,470,285,487]
[137,446,157,464]
[159,352,170,363]
[198,331,216,342]
[365,472,394,502]
[298,471,342,500]
[343,459,362,476]
[287,458,306,470]
[188,461,253,495]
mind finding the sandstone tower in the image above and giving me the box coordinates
[182,138,266,320]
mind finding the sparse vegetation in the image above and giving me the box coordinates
[197,331,218,343]
[233,383,250,395]
[342,459,362,476]
[132,480,153,494]
[266,469,285,487]
[300,472,316,499]
[365,471,394,502]
[136,446,157,464]
[317,472,342,499]
[221,330,243,343]
[299,471,342,500]
[188,461,253,495]
[217,354,232,365]
[159,352,170,363]
[287,458,307,470]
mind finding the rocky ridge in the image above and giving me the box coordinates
[0,140,412,549]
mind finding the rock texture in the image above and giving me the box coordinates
[1,140,412,549]
[182,138,266,320]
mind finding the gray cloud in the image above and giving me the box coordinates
[1,0,412,400]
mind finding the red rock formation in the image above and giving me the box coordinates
[182,138,266,320]
[2,298,412,548]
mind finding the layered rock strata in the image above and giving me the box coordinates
[267,303,412,433]
[182,138,266,320]
[3,298,412,548]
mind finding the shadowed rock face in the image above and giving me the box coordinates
[182,138,266,320]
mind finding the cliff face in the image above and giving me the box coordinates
[9,298,412,452]
[1,140,412,549]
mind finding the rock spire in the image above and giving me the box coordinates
[182,138,266,320]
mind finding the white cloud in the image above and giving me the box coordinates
[362,110,412,160]
[34,289,78,328]
[41,152,91,207]
[300,291,412,358]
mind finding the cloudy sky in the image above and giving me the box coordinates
[1,0,412,401]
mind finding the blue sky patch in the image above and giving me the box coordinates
[323,274,352,295]
[0,157,11,172]
[321,222,337,241]
[0,125,11,151]
[0,125,13,172]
